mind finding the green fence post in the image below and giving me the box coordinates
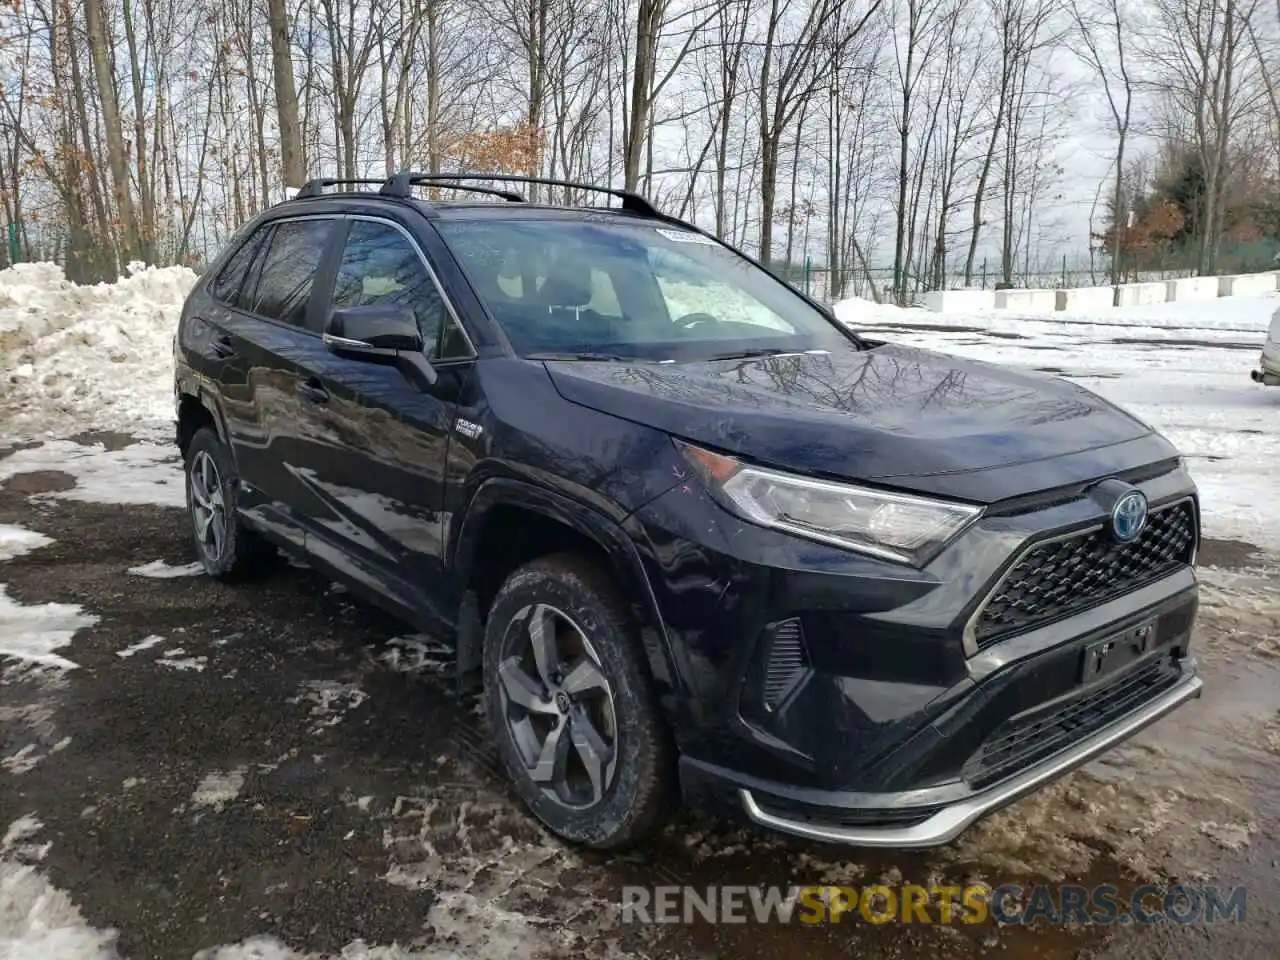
[6,222,17,265]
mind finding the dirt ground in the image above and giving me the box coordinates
[1,436,1277,959]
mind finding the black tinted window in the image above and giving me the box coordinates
[250,219,332,326]
[331,221,448,357]
[209,228,266,308]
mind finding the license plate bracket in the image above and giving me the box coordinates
[1080,618,1160,683]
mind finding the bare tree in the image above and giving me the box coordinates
[1146,0,1265,273]
[1070,0,1134,286]
[961,0,1056,286]
[84,0,143,263]
[757,0,880,265]
[268,0,307,188]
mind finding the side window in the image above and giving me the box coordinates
[331,221,454,359]
[209,227,268,309]
[249,218,332,327]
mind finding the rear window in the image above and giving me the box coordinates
[435,219,848,361]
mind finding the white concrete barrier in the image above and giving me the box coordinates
[993,288,1057,312]
[1217,272,1279,297]
[1114,282,1168,307]
[1054,286,1115,311]
[1165,277,1219,302]
[920,289,996,313]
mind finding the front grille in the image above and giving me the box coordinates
[963,654,1183,788]
[973,500,1196,648]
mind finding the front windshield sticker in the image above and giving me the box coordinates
[656,227,717,246]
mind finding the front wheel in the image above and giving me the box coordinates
[483,554,675,849]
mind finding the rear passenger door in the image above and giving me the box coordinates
[290,217,474,625]
[205,216,339,544]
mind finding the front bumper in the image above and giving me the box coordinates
[726,662,1201,847]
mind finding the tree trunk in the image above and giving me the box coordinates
[84,0,142,265]
[759,135,778,266]
[625,0,659,191]
[268,0,305,188]
[120,0,156,261]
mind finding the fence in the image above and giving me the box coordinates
[769,240,1280,305]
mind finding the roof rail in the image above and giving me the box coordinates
[295,178,388,199]
[389,172,664,219]
[292,172,665,220]
[381,174,526,202]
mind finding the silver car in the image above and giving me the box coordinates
[1252,301,1280,386]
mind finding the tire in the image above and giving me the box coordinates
[483,553,675,849]
[184,426,275,581]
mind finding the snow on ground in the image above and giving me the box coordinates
[0,525,97,672]
[1,816,121,959]
[0,262,197,440]
[0,440,184,508]
[835,291,1280,554]
[115,635,166,658]
[0,585,98,672]
[0,525,52,562]
[126,559,204,578]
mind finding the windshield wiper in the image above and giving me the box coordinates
[527,351,642,363]
[703,347,792,362]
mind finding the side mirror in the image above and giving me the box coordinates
[325,305,423,352]
[323,304,437,387]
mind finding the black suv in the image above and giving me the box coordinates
[174,174,1203,850]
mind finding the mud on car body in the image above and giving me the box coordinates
[173,173,1203,849]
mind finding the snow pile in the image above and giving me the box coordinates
[0,261,197,438]
[831,294,918,325]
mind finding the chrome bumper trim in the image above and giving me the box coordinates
[739,672,1203,848]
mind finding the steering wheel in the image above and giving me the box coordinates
[676,312,719,330]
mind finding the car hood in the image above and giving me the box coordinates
[543,343,1166,503]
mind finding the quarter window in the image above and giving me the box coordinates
[209,227,267,311]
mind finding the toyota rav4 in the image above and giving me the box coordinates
[173,173,1203,850]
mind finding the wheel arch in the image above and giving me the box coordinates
[452,477,684,711]
[175,382,232,460]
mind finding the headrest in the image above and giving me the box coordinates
[536,261,593,308]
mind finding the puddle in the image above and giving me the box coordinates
[1199,538,1268,569]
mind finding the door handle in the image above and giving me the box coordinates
[297,379,329,404]
[210,335,236,359]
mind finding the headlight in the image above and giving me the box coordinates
[677,440,982,566]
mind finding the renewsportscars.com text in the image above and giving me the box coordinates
[620,883,1247,926]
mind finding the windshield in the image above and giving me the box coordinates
[434,218,854,361]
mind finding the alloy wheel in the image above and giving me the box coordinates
[498,602,618,808]
[189,448,227,563]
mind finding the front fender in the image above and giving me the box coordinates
[451,476,688,713]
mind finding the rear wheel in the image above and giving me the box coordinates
[483,554,674,848]
[184,427,274,580]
